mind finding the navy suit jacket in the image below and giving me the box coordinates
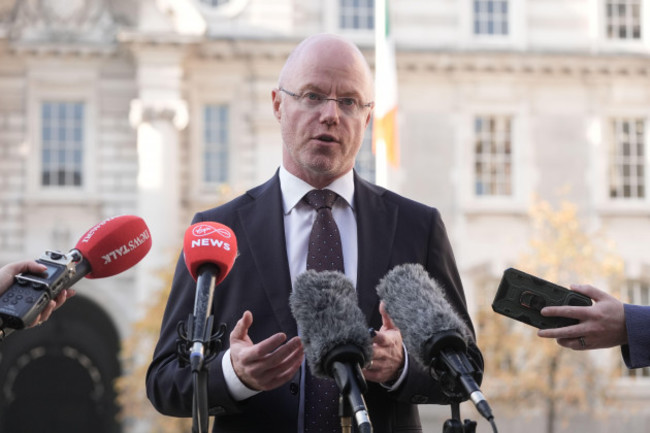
[622,304,650,369]
[146,171,484,433]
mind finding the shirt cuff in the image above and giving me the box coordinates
[222,348,261,401]
[380,343,409,391]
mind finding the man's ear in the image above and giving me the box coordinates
[272,89,282,122]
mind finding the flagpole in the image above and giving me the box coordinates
[374,0,388,187]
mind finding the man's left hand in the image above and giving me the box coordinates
[363,301,404,383]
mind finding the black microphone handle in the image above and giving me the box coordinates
[331,361,372,433]
[426,335,494,422]
[189,263,220,371]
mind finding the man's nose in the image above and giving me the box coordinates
[319,99,341,123]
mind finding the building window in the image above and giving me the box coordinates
[355,120,375,183]
[606,0,642,40]
[474,115,512,197]
[41,101,84,188]
[473,0,509,35]
[339,0,374,30]
[622,280,650,378]
[609,118,646,200]
[204,105,229,184]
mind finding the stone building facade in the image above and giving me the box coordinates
[0,1,648,432]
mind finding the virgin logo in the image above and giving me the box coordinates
[192,224,232,238]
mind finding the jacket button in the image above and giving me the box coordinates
[289,383,299,395]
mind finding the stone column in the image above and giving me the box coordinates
[129,47,188,308]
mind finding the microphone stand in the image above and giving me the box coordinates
[339,394,353,433]
[442,401,477,433]
[176,311,226,433]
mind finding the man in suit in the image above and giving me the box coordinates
[538,284,650,368]
[146,33,483,433]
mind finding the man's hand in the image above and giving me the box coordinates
[363,301,404,384]
[229,310,304,391]
[537,284,626,350]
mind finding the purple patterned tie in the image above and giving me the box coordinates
[302,189,344,432]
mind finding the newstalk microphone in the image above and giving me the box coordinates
[0,215,152,338]
[290,270,373,433]
[182,221,237,371]
[376,263,495,424]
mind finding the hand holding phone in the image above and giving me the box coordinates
[491,268,592,329]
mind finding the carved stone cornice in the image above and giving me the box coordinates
[3,0,119,55]
[394,50,650,79]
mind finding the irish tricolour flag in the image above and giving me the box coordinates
[373,0,399,185]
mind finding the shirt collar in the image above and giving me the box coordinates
[279,166,355,214]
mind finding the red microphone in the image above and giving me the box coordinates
[183,222,237,284]
[181,222,237,371]
[75,214,152,278]
[0,215,152,333]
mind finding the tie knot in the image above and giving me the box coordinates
[303,189,338,211]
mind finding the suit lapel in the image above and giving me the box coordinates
[236,174,297,336]
[354,174,398,324]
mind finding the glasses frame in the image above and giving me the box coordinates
[278,87,374,115]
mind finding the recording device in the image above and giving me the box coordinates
[180,221,238,371]
[0,215,152,334]
[376,263,493,423]
[290,270,373,433]
[491,268,593,329]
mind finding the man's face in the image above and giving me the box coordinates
[273,37,374,188]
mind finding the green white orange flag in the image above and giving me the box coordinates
[373,0,400,174]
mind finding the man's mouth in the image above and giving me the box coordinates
[315,134,336,143]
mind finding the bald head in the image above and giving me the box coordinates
[278,34,374,100]
[272,33,375,188]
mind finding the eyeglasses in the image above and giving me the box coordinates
[279,87,374,116]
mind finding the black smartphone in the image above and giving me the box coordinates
[491,268,592,329]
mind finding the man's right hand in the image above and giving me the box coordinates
[229,310,304,391]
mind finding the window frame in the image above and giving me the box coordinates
[608,117,647,201]
[40,101,86,189]
[456,103,531,214]
[597,0,650,53]
[458,0,526,50]
[27,72,97,202]
[324,0,375,45]
[202,103,231,186]
[473,114,514,198]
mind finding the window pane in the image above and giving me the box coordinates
[204,105,230,184]
[339,0,374,30]
[609,118,646,200]
[474,0,509,35]
[474,115,513,197]
[41,101,84,188]
[606,0,642,40]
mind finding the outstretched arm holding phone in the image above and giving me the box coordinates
[537,284,650,369]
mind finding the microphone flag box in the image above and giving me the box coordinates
[491,268,592,329]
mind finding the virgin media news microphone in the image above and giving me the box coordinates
[290,270,373,433]
[0,215,152,335]
[182,222,237,371]
[376,263,494,422]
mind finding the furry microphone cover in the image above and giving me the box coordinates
[290,270,372,379]
[376,263,472,368]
